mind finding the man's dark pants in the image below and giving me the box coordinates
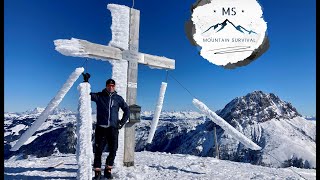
[93,125,119,168]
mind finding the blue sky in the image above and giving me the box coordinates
[5,0,316,116]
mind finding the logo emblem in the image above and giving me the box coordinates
[190,0,268,68]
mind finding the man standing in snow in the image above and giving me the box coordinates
[90,78,130,179]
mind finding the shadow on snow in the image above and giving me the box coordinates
[148,165,206,175]
[4,167,77,179]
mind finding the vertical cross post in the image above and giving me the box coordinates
[123,8,140,167]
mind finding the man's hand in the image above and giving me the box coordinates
[117,123,124,129]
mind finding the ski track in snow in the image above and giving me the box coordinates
[4,152,316,180]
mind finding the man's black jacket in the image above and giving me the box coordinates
[90,89,130,128]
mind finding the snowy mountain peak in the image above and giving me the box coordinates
[218,91,301,123]
[52,108,75,115]
[141,110,204,121]
[25,107,45,114]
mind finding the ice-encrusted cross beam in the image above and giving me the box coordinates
[53,4,175,167]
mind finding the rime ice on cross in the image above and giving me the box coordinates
[53,4,175,167]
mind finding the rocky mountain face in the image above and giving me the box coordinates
[4,91,316,169]
[135,91,316,169]
[211,91,315,168]
[218,90,301,123]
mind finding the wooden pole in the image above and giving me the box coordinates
[214,124,219,159]
[123,8,140,167]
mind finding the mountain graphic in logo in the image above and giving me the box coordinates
[202,19,257,35]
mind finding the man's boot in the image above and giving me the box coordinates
[93,168,101,180]
[104,166,113,179]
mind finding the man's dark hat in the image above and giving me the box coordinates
[106,79,116,85]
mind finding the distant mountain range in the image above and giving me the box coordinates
[202,19,257,35]
[304,116,316,121]
[4,91,316,169]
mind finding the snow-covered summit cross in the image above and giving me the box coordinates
[53,4,175,167]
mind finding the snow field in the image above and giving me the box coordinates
[4,152,316,180]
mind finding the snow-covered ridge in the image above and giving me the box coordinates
[304,116,316,121]
[142,110,205,120]
[5,107,76,118]
[4,108,203,158]
[4,107,78,155]
[6,108,203,120]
